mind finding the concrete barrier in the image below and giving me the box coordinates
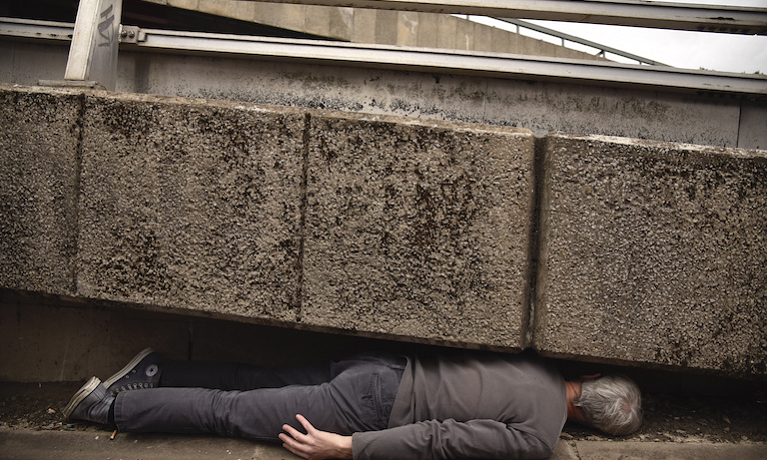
[301,112,535,348]
[77,93,306,323]
[535,133,767,377]
[0,87,81,296]
[1,84,766,379]
[1,84,534,352]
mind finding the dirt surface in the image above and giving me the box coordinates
[0,382,88,434]
[1,381,765,444]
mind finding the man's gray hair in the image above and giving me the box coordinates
[574,375,643,436]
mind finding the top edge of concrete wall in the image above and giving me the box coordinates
[11,84,764,153]
[10,83,540,136]
[552,132,767,157]
[6,38,766,149]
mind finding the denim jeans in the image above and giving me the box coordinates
[113,353,406,442]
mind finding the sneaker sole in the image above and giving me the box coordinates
[103,347,155,390]
[63,376,101,420]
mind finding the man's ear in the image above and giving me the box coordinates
[580,373,602,381]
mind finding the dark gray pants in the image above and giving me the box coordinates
[113,353,406,442]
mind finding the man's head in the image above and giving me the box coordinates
[574,374,643,436]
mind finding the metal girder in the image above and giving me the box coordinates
[243,0,767,35]
[498,19,670,66]
[124,27,767,96]
[3,18,765,96]
[0,18,74,41]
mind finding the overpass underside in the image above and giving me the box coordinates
[1,4,766,384]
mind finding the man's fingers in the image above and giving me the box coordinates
[281,438,309,460]
[280,415,336,460]
[282,423,308,442]
[279,432,311,457]
[295,414,317,434]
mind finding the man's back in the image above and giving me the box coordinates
[354,351,567,460]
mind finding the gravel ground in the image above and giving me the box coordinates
[1,381,765,443]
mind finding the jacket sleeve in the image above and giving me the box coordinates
[352,418,556,460]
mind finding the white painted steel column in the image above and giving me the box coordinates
[64,0,123,90]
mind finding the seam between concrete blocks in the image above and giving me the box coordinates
[71,92,87,296]
[524,135,548,349]
[736,100,744,149]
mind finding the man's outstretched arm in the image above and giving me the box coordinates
[280,414,353,460]
[280,415,556,460]
[353,418,556,460]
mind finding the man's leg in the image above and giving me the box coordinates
[114,358,404,441]
[102,348,335,394]
[159,352,404,391]
[159,359,333,390]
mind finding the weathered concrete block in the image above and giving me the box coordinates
[535,133,767,376]
[77,93,306,322]
[301,113,536,349]
[0,85,81,295]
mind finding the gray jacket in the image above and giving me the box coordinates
[353,351,567,460]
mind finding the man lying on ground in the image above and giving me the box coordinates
[64,347,642,460]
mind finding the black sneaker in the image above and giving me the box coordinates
[63,376,114,424]
[103,347,163,395]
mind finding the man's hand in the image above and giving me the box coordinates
[279,414,353,460]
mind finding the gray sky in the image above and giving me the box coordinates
[473,0,767,73]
